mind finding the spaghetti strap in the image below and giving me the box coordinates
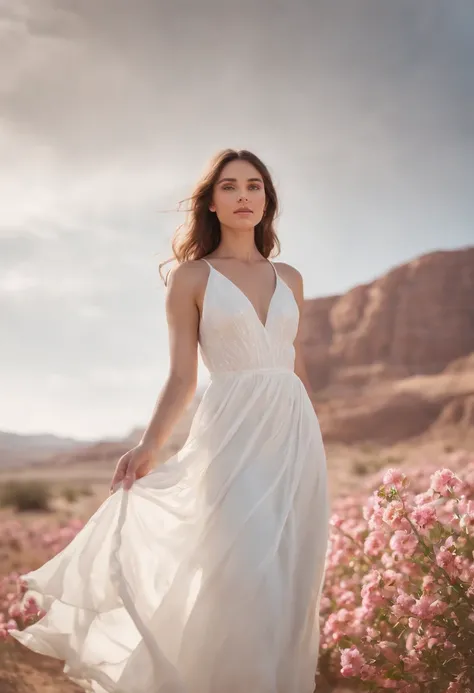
[266,257,278,282]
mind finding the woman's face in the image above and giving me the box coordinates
[209,159,266,230]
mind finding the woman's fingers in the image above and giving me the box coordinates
[109,472,123,494]
[109,475,120,494]
[109,447,149,494]
[122,461,136,490]
[121,450,138,491]
[109,453,129,494]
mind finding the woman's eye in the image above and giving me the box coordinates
[222,184,261,191]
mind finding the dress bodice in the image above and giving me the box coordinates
[198,259,300,375]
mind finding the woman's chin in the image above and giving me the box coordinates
[229,217,256,231]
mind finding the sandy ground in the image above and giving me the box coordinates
[0,434,470,693]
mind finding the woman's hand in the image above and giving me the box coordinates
[109,442,156,494]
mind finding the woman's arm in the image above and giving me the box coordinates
[292,270,314,397]
[139,261,201,455]
[277,263,313,397]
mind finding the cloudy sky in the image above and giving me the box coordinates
[1,0,473,441]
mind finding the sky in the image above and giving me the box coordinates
[1,0,473,441]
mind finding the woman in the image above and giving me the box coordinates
[11,149,331,693]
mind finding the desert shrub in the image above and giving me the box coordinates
[352,460,370,476]
[60,486,80,503]
[0,481,51,512]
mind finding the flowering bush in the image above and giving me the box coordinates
[0,516,85,640]
[319,450,474,692]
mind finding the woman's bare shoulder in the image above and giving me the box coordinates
[165,260,211,314]
[273,261,303,290]
[166,259,209,288]
[273,262,305,310]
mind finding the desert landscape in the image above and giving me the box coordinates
[1,246,473,692]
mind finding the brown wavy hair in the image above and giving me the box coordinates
[158,149,281,285]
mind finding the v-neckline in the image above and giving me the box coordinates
[203,258,279,331]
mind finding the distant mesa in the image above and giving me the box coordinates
[302,246,474,445]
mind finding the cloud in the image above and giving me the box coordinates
[1,0,473,437]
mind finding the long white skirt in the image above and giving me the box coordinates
[10,370,330,693]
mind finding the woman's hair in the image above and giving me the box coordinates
[158,149,281,285]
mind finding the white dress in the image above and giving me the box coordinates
[10,258,331,693]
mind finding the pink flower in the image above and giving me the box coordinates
[383,501,409,530]
[411,595,448,619]
[23,595,40,616]
[7,603,22,618]
[430,600,448,616]
[391,592,416,619]
[411,504,437,530]
[339,590,356,607]
[364,496,386,529]
[422,575,436,593]
[334,608,352,624]
[359,663,377,680]
[389,530,418,558]
[415,489,435,505]
[364,530,387,556]
[405,632,416,651]
[360,569,390,607]
[430,469,463,497]
[446,682,462,692]
[435,547,457,575]
[378,640,399,663]
[382,569,403,587]
[329,514,345,528]
[365,626,380,641]
[340,645,365,677]
[459,499,474,530]
[383,468,408,490]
